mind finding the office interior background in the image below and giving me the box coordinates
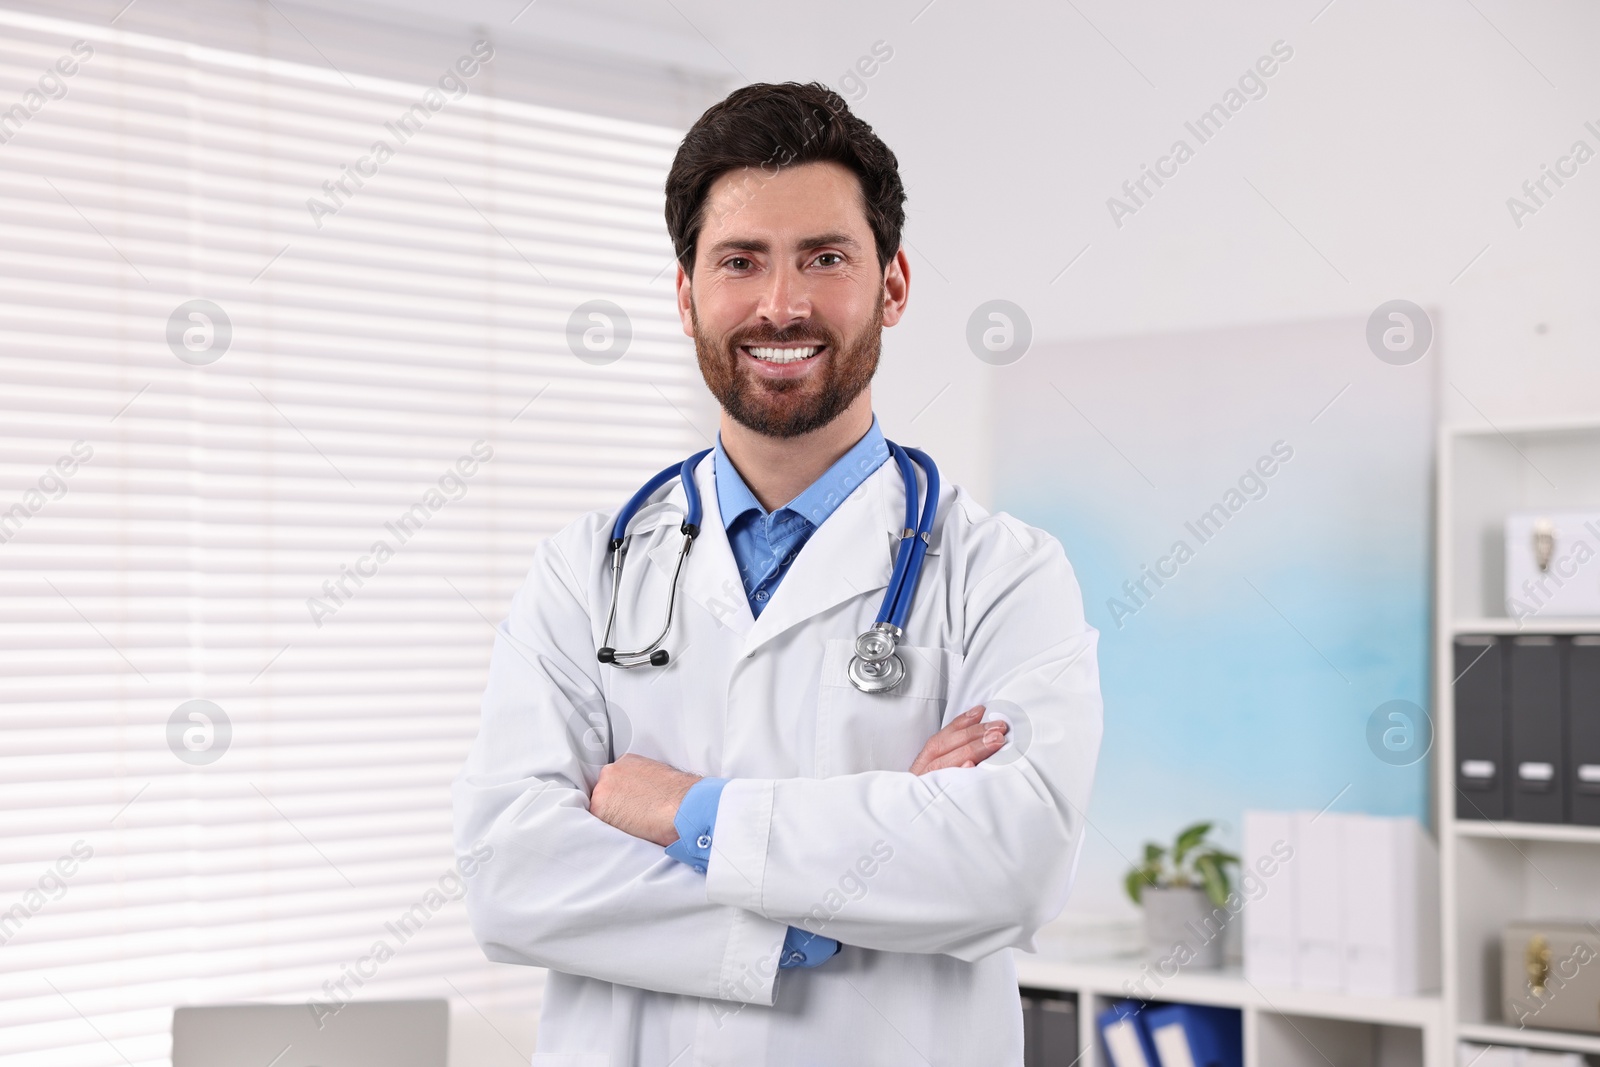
[2,0,1598,1063]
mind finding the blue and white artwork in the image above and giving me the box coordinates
[990,314,1435,918]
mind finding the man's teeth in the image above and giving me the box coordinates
[747,345,820,364]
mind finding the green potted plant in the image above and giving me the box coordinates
[1124,821,1240,970]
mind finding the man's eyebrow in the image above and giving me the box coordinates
[796,232,860,251]
[703,232,862,258]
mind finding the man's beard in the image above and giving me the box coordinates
[690,294,882,439]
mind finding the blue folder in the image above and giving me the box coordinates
[1096,999,1159,1067]
[1142,1003,1243,1067]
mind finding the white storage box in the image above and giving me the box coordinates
[1504,511,1600,619]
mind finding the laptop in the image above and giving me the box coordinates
[171,1000,448,1067]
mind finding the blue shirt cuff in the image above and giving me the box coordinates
[663,776,728,874]
[779,926,840,969]
[663,778,839,968]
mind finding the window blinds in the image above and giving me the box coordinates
[0,3,716,1062]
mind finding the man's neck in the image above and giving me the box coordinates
[719,391,874,512]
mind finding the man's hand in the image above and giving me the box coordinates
[591,753,702,847]
[909,705,1009,775]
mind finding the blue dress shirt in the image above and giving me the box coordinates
[660,416,892,969]
[715,415,891,617]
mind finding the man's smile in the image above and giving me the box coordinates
[741,343,825,364]
[739,342,828,378]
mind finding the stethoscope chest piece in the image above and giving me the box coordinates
[849,622,905,694]
[848,651,905,693]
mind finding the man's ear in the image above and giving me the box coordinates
[881,246,910,328]
[675,262,695,337]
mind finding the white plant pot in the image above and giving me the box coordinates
[1142,886,1227,971]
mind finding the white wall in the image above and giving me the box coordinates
[333,0,1599,507]
[430,0,1599,506]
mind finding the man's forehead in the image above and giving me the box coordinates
[700,161,869,243]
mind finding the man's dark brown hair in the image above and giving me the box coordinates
[665,81,907,277]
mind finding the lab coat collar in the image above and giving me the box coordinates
[640,449,934,655]
[741,454,900,654]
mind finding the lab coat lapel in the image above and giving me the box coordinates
[643,453,754,637]
[740,459,899,657]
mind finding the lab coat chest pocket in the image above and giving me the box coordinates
[813,637,961,777]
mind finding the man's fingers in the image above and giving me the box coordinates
[911,718,1009,775]
[908,709,990,774]
[915,716,998,777]
[918,706,988,763]
[908,718,964,774]
[944,724,1009,769]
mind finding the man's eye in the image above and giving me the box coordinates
[815,253,843,267]
[725,257,752,271]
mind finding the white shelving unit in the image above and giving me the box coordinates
[1438,419,1600,1064]
[1017,949,1445,1066]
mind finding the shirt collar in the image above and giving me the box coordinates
[713,415,890,532]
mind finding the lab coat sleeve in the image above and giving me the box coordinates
[451,521,792,1005]
[702,512,1104,962]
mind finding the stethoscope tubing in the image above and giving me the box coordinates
[877,444,919,630]
[610,448,712,544]
[599,448,711,667]
[884,445,939,630]
[598,440,937,685]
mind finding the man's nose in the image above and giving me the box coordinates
[755,261,812,326]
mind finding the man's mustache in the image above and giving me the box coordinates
[726,329,837,350]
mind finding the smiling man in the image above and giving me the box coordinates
[454,82,1103,1066]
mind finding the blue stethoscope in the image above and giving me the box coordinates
[597,441,940,693]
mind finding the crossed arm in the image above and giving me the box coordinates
[588,708,1013,968]
[589,705,1011,846]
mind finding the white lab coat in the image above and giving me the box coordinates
[452,447,1103,1066]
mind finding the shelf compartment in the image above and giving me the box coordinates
[1257,1010,1425,1067]
[1452,835,1600,1027]
[1443,422,1600,622]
